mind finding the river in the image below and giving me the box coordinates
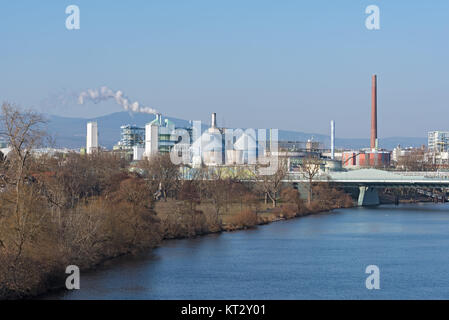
[45,203,449,299]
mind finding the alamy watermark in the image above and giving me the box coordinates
[65,265,80,290]
[65,5,80,30]
[365,5,380,30]
[365,265,380,290]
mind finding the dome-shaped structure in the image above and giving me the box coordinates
[233,130,257,164]
[191,130,224,166]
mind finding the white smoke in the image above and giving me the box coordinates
[78,86,158,114]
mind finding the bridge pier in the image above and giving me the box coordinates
[358,186,380,206]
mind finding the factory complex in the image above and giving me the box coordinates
[79,75,421,173]
[2,75,448,172]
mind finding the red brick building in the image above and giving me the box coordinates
[342,150,391,168]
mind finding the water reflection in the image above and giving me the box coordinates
[44,203,449,300]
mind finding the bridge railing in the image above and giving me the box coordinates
[394,171,449,179]
[286,171,449,183]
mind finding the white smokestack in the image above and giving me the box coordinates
[330,120,335,160]
[86,121,98,154]
[78,86,158,114]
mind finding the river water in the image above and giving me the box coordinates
[46,203,449,299]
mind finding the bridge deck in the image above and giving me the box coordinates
[287,168,449,188]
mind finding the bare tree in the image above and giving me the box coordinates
[140,153,180,200]
[299,155,322,205]
[396,150,426,171]
[109,177,161,251]
[203,166,228,219]
[0,103,47,261]
[253,157,288,208]
[179,180,201,211]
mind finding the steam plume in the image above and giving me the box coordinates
[78,86,158,114]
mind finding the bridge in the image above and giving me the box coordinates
[287,169,449,206]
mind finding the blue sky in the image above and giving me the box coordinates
[0,1,448,138]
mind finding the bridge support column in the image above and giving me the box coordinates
[358,186,380,206]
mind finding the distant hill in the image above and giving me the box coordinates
[44,112,427,150]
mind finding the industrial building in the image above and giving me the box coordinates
[84,115,185,160]
[114,125,145,150]
[86,113,192,161]
[190,112,278,167]
[392,145,415,162]
[342,150,391,168]
[191,112,225,165]
[428,131,449,153]
[429,152,449,165]
[143,113,182,159]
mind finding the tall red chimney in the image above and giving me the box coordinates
[370,74,377,150]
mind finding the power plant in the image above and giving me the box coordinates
[80,75,398,170]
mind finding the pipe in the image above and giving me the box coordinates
[211,112,217,128]
[331,120,335,160]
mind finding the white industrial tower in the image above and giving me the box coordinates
[331,120,335,160]
[86,121,98,154]
[145,122,159,157]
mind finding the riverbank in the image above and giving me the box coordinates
[13,182,443,299]
[159,197,354,237]
[44,202,449,300]
[154,184,354,238]
[9,193,352,300]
